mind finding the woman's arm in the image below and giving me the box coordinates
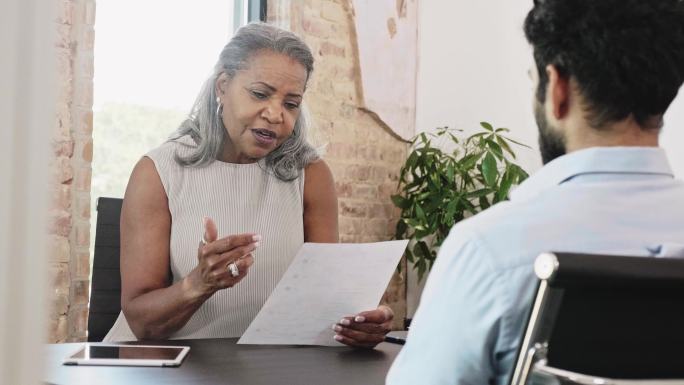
[303,159,339,242]
[120,157,257,340]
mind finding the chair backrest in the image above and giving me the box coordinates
[87,197,123,342]
[510,252,684,384]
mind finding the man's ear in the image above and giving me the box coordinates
[545,64,569,120]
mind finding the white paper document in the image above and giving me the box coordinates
[238,240,409,346]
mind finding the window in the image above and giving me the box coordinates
[90,0,265,259]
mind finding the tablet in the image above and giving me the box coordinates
[63,343,190,367]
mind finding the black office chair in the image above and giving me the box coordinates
[87,197,123,342]
[510,252,684,385]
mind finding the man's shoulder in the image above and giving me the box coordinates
[445,197,554,272]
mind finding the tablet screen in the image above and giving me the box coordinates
[70,345,185,360]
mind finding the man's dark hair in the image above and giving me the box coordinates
[524,0,684,129]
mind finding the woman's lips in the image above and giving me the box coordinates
[251,128,276,146]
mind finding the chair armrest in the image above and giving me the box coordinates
[531,362,684,385]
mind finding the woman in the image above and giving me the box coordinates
[104,23,393,348]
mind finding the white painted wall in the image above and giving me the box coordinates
[408,0,684,316]
[415,1,541,170]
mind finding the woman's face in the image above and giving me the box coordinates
[216,50,308,163]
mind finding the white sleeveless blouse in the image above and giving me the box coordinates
[104,136,305,341]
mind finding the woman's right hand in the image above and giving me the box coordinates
[185,217,260,297]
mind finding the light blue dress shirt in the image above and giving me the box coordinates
[386,147,684,385]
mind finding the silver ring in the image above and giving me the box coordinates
[227,262,239,277]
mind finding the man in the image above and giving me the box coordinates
[386,1,684,384]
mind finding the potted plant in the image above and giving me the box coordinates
[392,122,531,280]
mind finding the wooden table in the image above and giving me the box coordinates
[44,336,404,385]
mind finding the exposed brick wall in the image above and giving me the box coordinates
[269,0,410,329]
[48,0,95,343]
[47,0,407,340]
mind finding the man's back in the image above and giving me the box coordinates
[386,1,684,383]
[387,147,684,384]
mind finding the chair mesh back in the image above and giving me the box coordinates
[87,197,123,342]
[545,257,684,379]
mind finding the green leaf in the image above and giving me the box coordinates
[501,135,532,149]
[405,248,414,263]
[416,257,426,281]
[467,132,488,141]
[446,162,455,182]
[418,241,432,263]
[480,121,494,131]
[485,139,504,160]
[391,194,410,209]
[496,169,514,202]
[405,151,418,170]
[413,242,424,258]
[481,152,498,186]
[404,218,422,228]
[448,132,460,144]
[415,204,427,223]
[496,136,516,158]
[445,198,459,220]
[413,241,432,281]
[419,132,428,145]
[510,164,530,183]
[465,188,492,198]
[414,228,431,240]
[395,219,408,239]
[459,152,483,170]
[479,195,491,210]
[462,199,478,215]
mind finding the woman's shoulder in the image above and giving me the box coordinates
[303,159,335,197]
[304,159,332,179]
[148,134,197,154]
[141,135,200,191]
[146,135,196,164]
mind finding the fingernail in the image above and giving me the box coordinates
[355,316,365,323]
[254,242,260,248]
[253,234,262,242]
[339,319,350,326]
[334,335,343,341]
[333,325,342,332]
[331,324,337,331]
[203,216,209,226]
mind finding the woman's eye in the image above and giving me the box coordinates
[285,102,300,110]
[251,90,268,99]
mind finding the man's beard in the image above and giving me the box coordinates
[534,100,567,164]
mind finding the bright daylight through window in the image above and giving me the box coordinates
[91,0,238,256]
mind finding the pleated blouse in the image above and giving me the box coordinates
[103,135,305,341]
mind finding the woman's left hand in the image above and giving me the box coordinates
[333,305,394,348]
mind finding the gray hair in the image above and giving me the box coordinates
[171,22,319,181]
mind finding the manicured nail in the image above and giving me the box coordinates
[253,234,262,242]
[339,319,350,326]
[334,335,343,341]
[355,316,365,323]
[203,216,209,227]
[254,242,260,248]
[333,325,342,332]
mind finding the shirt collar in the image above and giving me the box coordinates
[510,147,674,201]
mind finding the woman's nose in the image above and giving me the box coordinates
[261,102,284,124]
